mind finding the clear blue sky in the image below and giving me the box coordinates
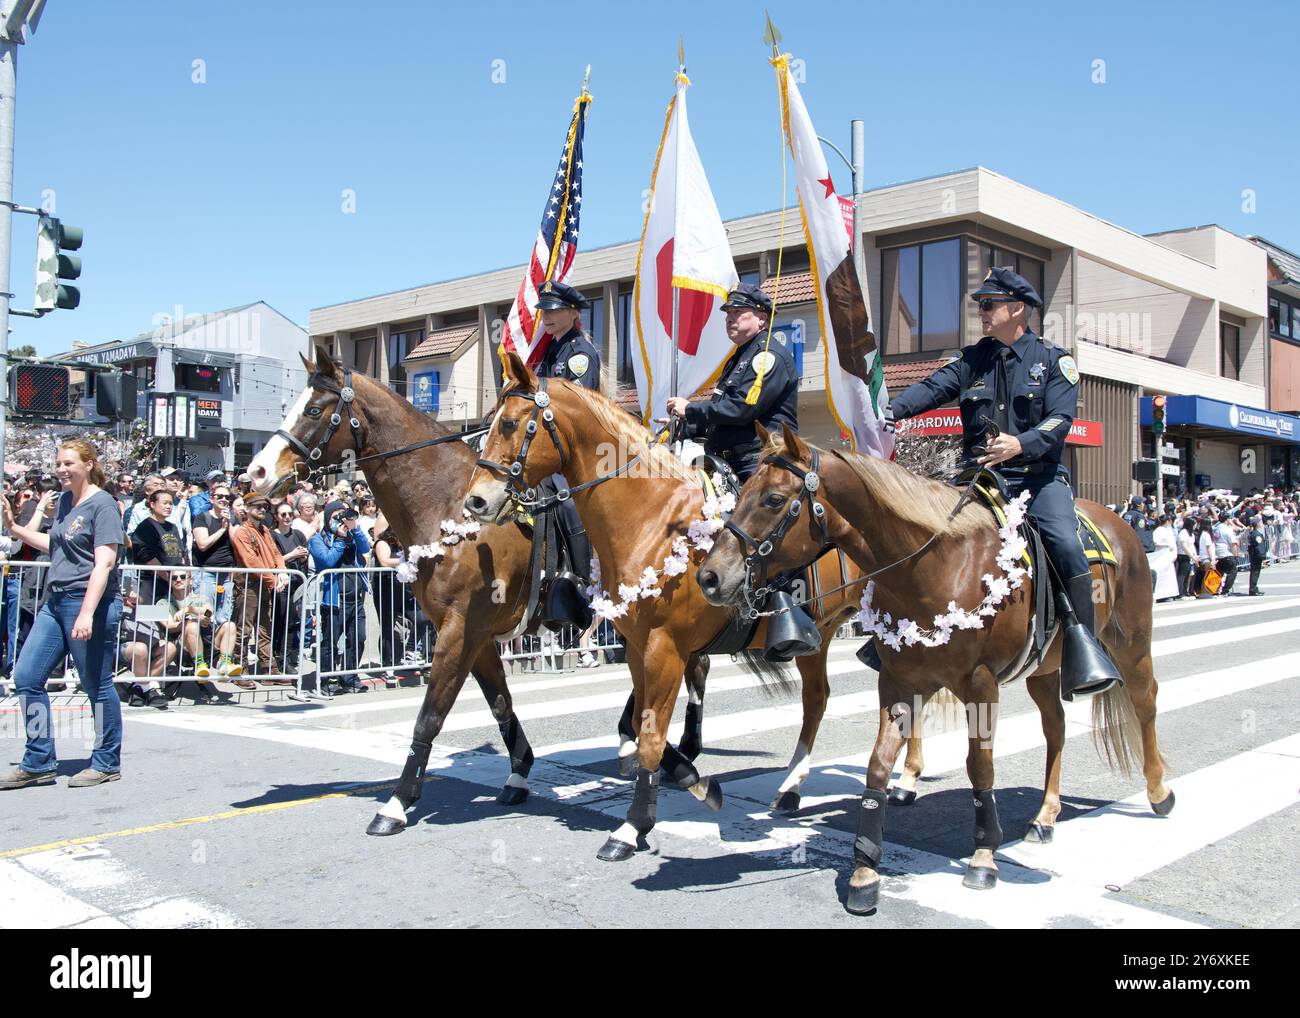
[10,0,1295,355]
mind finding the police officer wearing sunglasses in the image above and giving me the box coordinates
[883,267,1118,701]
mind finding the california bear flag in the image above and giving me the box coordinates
[773,54,893,459]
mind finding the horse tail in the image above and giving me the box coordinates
[920,688,964,733]
[735,648,799,698]
[1091,683,1143,778]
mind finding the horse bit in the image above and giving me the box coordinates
[722,447,830,620]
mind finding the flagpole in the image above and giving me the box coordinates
[669,40,684,449]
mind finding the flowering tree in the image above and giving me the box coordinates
[4,418,162,477]
[893,429,962,481]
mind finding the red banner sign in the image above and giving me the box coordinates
[899,410,1104,447]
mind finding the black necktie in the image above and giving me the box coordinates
[994,346,1011,435]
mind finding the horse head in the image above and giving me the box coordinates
[464,351,570,524]
[247,347,369,498]
[697,423,835,608]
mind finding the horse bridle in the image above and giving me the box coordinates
[475,376,642,511]
[275,368,365,467]
[723,447,831,619]
[275,367,491,482]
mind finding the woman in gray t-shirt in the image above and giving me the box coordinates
[0,440,126,790]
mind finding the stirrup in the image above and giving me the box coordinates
[541,572,594,632]
[856,638,882,671]
[763,592,821,663]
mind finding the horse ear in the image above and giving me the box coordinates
[781,423,811,463]
[299,352,316,375]
[314,345,341,378]
[503,351,536,391]
[755,423,773,449]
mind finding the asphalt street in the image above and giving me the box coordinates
[2,561,1298,929]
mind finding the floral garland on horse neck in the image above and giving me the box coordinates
[857,490,1032,650]
[389,478,738,619]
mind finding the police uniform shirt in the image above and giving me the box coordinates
[537,326,601,390]
[683,331,798,458]
[889,329,1080,473]
[1248,527,1267,562]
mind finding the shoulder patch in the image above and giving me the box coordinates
[751,351,777,375]
[1058,355,1080,385]
[567,353,590,377]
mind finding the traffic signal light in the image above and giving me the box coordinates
[34,215,83,311]
[8,363,72,416]
[1151,394,1167,435]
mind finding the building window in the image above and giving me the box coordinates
[353,336,376,377]
[388,329,422,393]
[881,240,959,354]
[579,295,605,348]
[1220,322,1241,381]
[1271,298,1283,336]
[616,291,637,385]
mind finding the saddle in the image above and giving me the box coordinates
[953,467,1118,684]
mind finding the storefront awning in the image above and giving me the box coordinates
[1141,395,1300,444]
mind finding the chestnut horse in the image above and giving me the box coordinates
[697,424,1174,914]
[246,349,712,834]
[464,353,865,862]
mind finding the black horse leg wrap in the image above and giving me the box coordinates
[972,788,1003,851]
[658,743,699,789]
[396,740,434,805]
[617,692,636,741]
[629,767,661,835]
[682,701,703,743]
[498,714,535,776]
[853,787,888,869]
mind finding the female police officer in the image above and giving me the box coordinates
[530,281,602,628]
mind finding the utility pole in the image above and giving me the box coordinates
[0,0,48,476]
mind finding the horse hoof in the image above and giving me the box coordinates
[596,837,637,863]
[1151,789,1176,816]
[496,785,529,807]
[365,814,406,837]
[770,790,801,814]
[887,786,916,806]
[845,881,879,915]
[679,738,702,763]
[701,777,724,812]
[962,865,998,890]
[618,753,639,778]
[1024,821,1054,844]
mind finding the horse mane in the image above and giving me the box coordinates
[826,446,989,538]
[563,382,696,483]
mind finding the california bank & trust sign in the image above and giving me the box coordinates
[1229,405,1296,439]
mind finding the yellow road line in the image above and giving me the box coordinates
[0,777,440,861]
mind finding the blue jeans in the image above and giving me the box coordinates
[0,573,19,675]
[196,570,233,625]
[15,591,124,775]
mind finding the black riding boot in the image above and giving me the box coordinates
[542,499,595,631]
[1059,572,1123,701]
[856,638,882,671]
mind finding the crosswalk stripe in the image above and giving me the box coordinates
[0,858,128,930]
[1151,616,1300,657]
[999,733,1300,888]
[1151,596,1300,628]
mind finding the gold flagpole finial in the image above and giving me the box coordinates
[763,10,782,58]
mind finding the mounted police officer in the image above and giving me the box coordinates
[882,267,1121,701]
[532,280,601,629]
[665,282,819,661]
[1122,496,1156,553]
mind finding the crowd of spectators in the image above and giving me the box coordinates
[1,460,436,708]
[1110,486,1299,599]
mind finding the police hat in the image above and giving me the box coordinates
[534,280,590,311]
[720,282,773,316]
[972,267,1043,309]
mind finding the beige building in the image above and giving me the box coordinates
[309,167,1269,503]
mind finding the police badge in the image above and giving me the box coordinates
[1029,362,1046,383]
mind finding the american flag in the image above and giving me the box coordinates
[500,91,590,369]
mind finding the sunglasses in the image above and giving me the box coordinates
[212,493,231,500]
[976,298,1019,312]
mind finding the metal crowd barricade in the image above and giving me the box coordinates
[301,566,436,697]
